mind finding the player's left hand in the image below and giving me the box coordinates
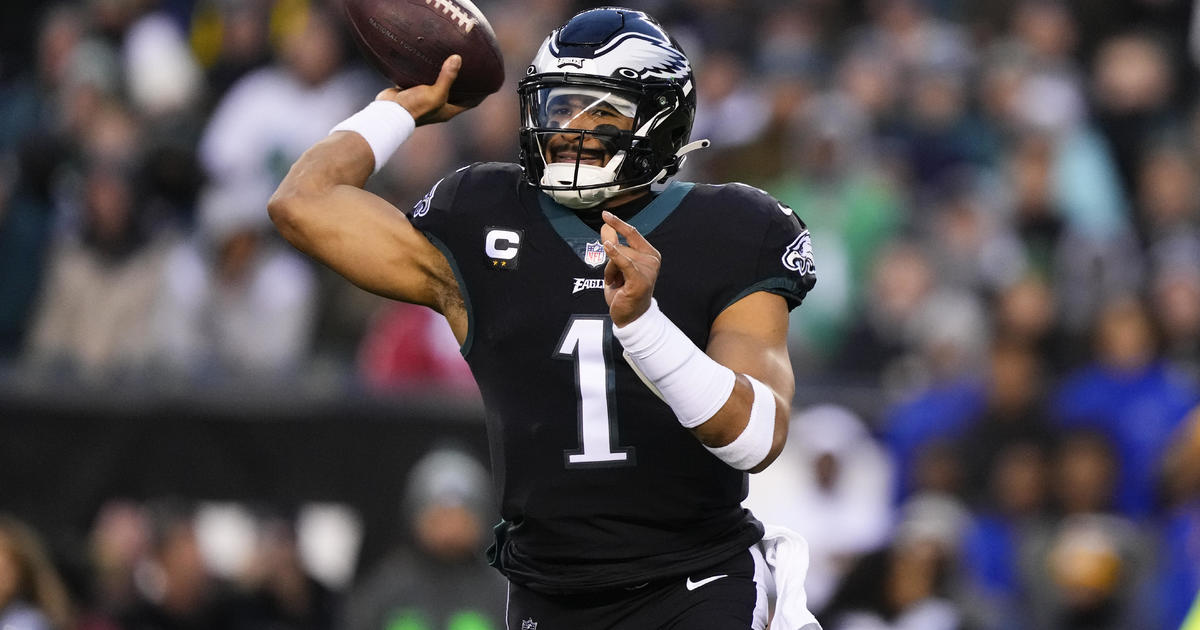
[601,211,660,327]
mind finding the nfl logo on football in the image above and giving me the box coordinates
[584,241,607,267]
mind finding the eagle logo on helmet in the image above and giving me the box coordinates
[547,32,690,80]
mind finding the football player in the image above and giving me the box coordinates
[270,7,819,629]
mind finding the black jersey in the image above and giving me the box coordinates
[408,163,815,594]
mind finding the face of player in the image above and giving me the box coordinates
[537,90,636,168]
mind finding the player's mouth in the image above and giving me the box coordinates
[545,133,611,166]
[551,148,608,166]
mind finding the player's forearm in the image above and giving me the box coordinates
[691,376,790,473]
[615,299,789,472]
[272,133,373,206]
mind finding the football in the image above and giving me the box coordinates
[343,0,505,106]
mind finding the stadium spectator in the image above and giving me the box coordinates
[999,0,1087,136]
[342,446,505,630]
[1040,514,1144,630]
[925,181,1024,296]
[0,136,60,361]
[1151,255,1200,382]
[229,515,338,630]
[992,274,1076,372]
[118,501,236,630]
[869,243,990,498]
[1017,432,1153,630]
[0,5,85,359]
[197,3,374,225]
[121,4,203,122]
[356,302,477,394]
[821,493,969,630]
[690,50,772,157]
[196,4,375,367]
[1157,405,1200,629]
[1133,142,1200,250]
[1091,31,1181,201]
[0,515,75,630]
[958,442,1053,630]
[956,338,1055,504]
[190,0,273,111]
[771,92,905,366]
[833,240,936,383]
[155,185,318,378]
[23,144,185,381]
[833,42,903,138]
[1051,296,1200,517]
[76,501,151,630]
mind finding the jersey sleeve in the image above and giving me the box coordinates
[755,202,817,310]
[718,187,817,313]
[405,163,472,242]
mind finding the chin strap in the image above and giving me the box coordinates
[646,138,711,185]
[677,138,712,158]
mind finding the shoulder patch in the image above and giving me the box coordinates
[485,227,523,270]
[411,177,444,217]
[782,229,815,276]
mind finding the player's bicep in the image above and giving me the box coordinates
[270,182,452,309]
[701,291,793,470]
[707,291,794,401]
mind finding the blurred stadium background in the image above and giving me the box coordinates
[1,0,1200,628]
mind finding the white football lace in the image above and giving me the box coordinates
[424,0,477,33]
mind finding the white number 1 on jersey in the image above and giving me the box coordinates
[556,317,634,467]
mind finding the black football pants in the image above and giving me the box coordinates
[505,548,764,629]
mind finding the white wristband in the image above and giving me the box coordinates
[614,299,736,428]
[704,375,776,470]
[330,100,415,174]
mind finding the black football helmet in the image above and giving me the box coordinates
[517,8,708,209]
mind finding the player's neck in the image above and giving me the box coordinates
[578,190,654,232]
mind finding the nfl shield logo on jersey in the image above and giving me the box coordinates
[584,240,607,267]
[521,619,538,630]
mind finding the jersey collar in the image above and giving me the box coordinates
[537,181,695,243]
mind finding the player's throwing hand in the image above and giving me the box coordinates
[601,210,661,327]
[376,55,470,126]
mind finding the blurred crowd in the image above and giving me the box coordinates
[0,446,504,630]
[2,0,1200,628]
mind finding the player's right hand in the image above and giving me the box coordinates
[377,55,470,126]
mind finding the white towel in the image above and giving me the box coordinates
[758,524,823,630]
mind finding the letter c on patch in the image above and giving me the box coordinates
[486,229,521,260]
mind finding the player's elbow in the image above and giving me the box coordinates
[266,191,296,232]
[267,188,312,246]
[747,405,789,473]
